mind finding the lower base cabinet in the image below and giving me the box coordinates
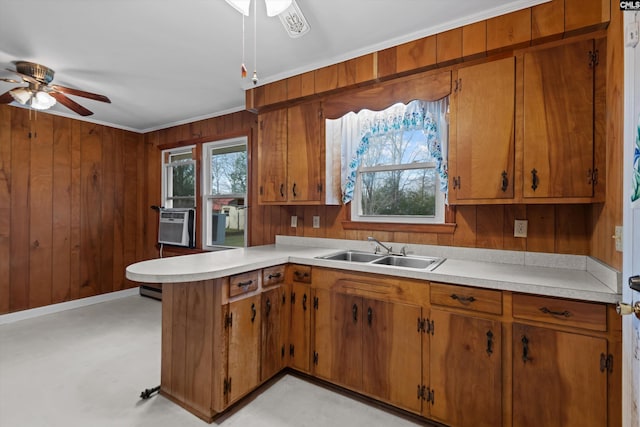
[159,267,620,427]
[428,310,502,427]
[512,323,609,427]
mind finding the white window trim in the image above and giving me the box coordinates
[201,136,248,251]
[161,145,196,209]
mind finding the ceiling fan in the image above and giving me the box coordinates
[0,61,111,116]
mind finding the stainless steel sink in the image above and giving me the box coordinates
[372,255,443,270]
[317,250,445,271]
[320,250,385,263]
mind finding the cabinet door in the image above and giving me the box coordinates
[258,108,287,203]
[289,282,311,372]
[429,310,502,427]
[362,299,423,414]
[331,293,363,390]
[449,57,515,202]
[512,323,608,427]
[312,287,333,381]
[523,39,595,198]
[227,294,261,405]
[261,286,285,381]
[287,102,323,203]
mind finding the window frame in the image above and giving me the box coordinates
[201,136,248,251]
[161,145,196,209]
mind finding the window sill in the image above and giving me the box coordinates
[341,221,456,234]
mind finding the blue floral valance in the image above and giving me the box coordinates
[327,98,449,204]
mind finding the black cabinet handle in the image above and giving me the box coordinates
[302,293,307,311]
[539,307,571,318]
[267,272,282,280]
[450,294,476,305]
[352,304,358,323]
[486,330,494,355]
[292,182,297,197]
[531,169,539,191]
[501,171,508,192]
[237,280,253,287]
[522,335,531,363]
[367,307,373,326]
[279,183,285,197]
[265,298,271,317]
[251,303,257,323]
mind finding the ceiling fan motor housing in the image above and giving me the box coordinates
[15,61,55,84]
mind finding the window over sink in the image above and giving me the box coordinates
[326,98,449,224]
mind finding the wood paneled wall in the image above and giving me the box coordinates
[0,105,145,314]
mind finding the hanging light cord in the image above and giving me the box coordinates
[252,0,258,84]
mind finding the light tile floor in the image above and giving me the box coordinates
[0,295,425,427]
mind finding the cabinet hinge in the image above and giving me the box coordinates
[224,312,233,328]
[282,292,286,305]
[589,50,599,68]
[453,78,462,92]
[313,296,319,310]
[418,317,435,335]
[281,345,285,359]
[452,176,461,190]
[600,353,613,373]
[588,168,599,185]
[223,377,232,395]
[317,183,323,193]
[418,385,435,404]
[259,186,264,196]
[289,344,295,357]
[291,292,296,304]
[313,352,318,365]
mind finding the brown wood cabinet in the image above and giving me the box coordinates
[448,57,516,203]
[288,265,312,372]
[225,294,262,406]
[260,284,289,381]
[257,102,324,204]
[428,309,502,426]
[512,324,608,427]
[522,38,598,199]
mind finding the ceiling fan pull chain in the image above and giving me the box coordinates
[252,0,258,85]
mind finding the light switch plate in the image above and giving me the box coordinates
[312,216,320,228]
[291,216,297,228]
[625,21,639,48]
[514,220,528,238]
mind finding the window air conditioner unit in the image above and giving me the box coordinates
[158,208,195,248]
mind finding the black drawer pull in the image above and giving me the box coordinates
[237,280,253,287]
[267,272,282,280]
[539,307,571,318]
[250,303,256,323]
[450,294,476,305]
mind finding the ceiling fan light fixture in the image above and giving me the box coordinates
[225,0,250,16]
[31,91,57,110]
[9,87,32,105]
[265,0,292,17]
[278,0,309,38]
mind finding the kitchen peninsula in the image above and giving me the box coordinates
[126,236,622,427]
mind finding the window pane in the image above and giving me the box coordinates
[171,163,195,197]
[210,147,247,196]
[360,168,436,216]
[208,197,246,247]
[361,130,435,168]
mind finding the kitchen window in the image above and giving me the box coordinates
[326,98,448,224]
[161,146,196,209]
[201,137,248,249]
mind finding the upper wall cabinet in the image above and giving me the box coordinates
[448,36,604,205]
[448,57,516,204]
[258,101,325,205]
[522,38,600,200]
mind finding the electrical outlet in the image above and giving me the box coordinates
[514,220,528,238]
[625,21,639,48]
[614,226,622,252]
[312,216,320,229]
[290,216,297,228]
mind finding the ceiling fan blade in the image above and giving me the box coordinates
[0,90,15,104]
[50,92,93,116]
[0,78,20,84]
[51,85,111,103]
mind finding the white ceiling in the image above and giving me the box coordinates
[0,0,547,133]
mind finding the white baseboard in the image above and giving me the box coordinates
[0,288,140,325]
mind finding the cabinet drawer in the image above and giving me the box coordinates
[431,283,502,315]
[512,294,607,332]
[229,271,259,297]
[262,265,285,287]
[289,265,312,283]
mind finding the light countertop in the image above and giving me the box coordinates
[126,237,621,304]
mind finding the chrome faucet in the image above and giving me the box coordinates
[367,237,408,256]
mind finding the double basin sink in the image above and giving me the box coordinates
[317,250,445,271]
